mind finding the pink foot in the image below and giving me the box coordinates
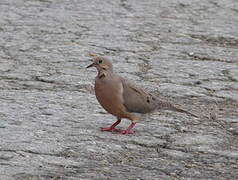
[101,119,121,133]
[120,122,137,135]
[120,130,135,135]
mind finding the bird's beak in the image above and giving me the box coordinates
[86,63,95,68]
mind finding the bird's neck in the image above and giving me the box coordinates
[97,69,113,79]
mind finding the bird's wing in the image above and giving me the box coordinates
[120,78,157,114]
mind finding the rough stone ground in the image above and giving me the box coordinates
[0,0,238,179]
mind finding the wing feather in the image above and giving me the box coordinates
[121,78,157,113]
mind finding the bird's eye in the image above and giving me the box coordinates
[98,60,103,64]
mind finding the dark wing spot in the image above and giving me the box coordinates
[147,97,150,103]
[149,93,156,101]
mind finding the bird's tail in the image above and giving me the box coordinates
[156,99,199,118]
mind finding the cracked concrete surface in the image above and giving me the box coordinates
[0,0,238,179]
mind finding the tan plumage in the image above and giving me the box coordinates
[87,56,198,134]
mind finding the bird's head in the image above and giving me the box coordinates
[86,56,113,73]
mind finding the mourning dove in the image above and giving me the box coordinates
[87,56,198,135]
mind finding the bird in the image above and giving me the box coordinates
[86,56,198,135]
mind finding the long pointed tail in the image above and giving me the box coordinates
[157,99,199,118]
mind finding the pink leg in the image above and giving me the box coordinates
[120,122,137,135]
[101,119,121,132]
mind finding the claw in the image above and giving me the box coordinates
[120,130,135,135]
[101,127,120,132]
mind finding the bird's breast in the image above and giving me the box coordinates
[95,77,124,117]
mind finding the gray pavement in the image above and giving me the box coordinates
[0,0,238,179]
